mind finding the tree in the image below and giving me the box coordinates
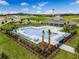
[41,30,45,50]
[63,22,71,32]
[75,44,79,59]
[5,20,7,23]
[1,21,4,24]
[48,29,51,48]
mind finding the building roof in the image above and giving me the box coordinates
[53,16,63,21]
[44,16,77,25]
[44,16,66,23]
[47,19,66,23]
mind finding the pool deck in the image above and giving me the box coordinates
[15,26,70,45]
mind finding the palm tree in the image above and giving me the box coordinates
[48,29,51,48]
[63,22,71,32]
[41,30,45,50]
[75,44,79,59]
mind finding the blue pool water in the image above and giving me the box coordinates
[20,27,57,39]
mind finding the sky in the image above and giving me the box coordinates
[0,0,79,14]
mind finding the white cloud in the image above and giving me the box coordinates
[32,2,48,10]
[9,11,19,14]
[38,2,48,7]
[44,9,52,14]
[70,0,79,5]
[37,7,42,10]
[0,0,9,5]
[44,10,78,14]
[1,11,20,14]
[32,5,42,10]
[22,8,29,11]
[75,0,79,4]
[21,2,28,6]
[36,10,41,13]
[32,5,37,8]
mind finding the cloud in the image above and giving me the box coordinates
[75,0,79,4]
[1,11,20,14]
[36,10,41,13]
[22,8,29,11]
[9,11,19,14]
[38,2,48,7]
[37,7,42,10]
[32,2,48,10]
[0,0,9,5]
[32,5,37,8]
[21,2,28,6]
[70,0,79,5]
[32,5,42,10]
[44,9,53,14]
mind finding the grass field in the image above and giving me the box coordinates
[1,23,25,29]
[65,28,79,48]
[53,50,77,59]
[63,15,79,23]
[0,32,40,59]
[0,15,79,59]
[26,16,51,21]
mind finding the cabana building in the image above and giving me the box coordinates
[43,16,77,28]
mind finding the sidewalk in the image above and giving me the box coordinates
[59,44,75,54]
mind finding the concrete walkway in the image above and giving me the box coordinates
[59,44,75,54]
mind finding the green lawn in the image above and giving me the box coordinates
[1,23,25,29]
[63,15,79,22]
[26,16,51,21]
[53,50,77,59]
[0,32,39,59]
[65,28,79,48]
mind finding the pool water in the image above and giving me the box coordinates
[14,26,70,45]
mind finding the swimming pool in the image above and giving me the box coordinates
[14,26,70,45]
